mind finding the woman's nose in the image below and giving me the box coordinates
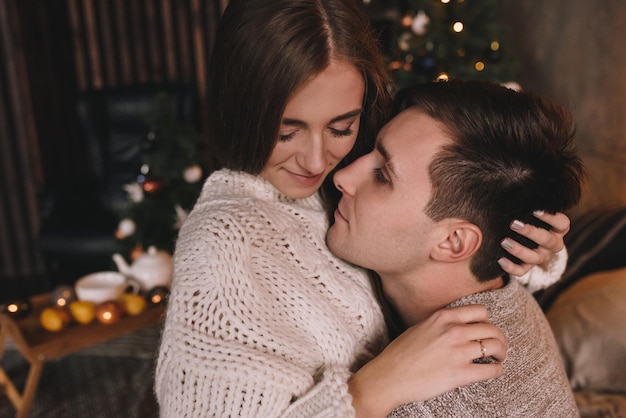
[302,136,327,174]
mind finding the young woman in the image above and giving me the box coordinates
[155,1,570,416]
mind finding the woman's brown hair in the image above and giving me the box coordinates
[206,0,391,213]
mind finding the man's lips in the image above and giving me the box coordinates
[334,207,348,223]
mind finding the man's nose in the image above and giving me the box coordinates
[333,162,358,196]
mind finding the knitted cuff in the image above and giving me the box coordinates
[514,246,568,293]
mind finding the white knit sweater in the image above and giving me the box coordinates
[155,169,388,417]
[155,169,568,417]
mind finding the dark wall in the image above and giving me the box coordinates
[504,0,626,217]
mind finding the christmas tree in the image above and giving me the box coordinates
[365,0,519,91]
[115,92,206,256]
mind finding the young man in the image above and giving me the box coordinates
[327,80,584,417]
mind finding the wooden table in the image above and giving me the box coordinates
[0,293,165,418]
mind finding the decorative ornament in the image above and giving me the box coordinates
[1,298,32,319]
[95,300,123,325]
[401,13,413,29]
[411,11,430,36]
[183,165,203,183]
[52,285,76,308]
[501,81,522,92]
[420,55,437,71]
[389,60,403,71]
[124,182,144,203]
[142,178,163,195]
[116,218,137,239]
[397,32,413,52]
[147,286,170,306]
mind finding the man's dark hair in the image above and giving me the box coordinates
[394,80,586,281]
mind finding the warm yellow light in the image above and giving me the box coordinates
[453,22,464,33]
[436,73,449,81]
[475,61,485,71]
[441,0,451,3]
[7,303,18,313]
[491,41,500,51]
[103,311,112,320]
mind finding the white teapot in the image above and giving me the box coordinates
[112,246,173,292]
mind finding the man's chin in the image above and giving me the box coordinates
[326,230,357,265]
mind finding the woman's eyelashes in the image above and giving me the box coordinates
[279,131,297,141]
[330,127,354,138]
[278,124,355,142]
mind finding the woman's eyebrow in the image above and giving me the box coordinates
[329,108,363,123]
[281,108,363,126]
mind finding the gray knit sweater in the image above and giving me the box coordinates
[389,279,579,418]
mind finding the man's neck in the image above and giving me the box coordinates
[380,264,504,327]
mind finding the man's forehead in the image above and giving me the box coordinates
[376,109,448,173]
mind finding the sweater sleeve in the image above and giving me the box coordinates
[512,246,568,293]
[155,209,357,418]
[156,327,356,417]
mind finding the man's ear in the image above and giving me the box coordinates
[431,221,482,262]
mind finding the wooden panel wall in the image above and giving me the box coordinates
[66,0,228,135]
[0,0,228,294]
[0,0,47,293]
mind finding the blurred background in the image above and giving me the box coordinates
[1,0,625,298]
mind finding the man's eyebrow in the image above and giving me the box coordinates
[376,141,397,178]
[281,108,363,126]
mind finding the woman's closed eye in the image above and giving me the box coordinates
[279,131,298,141]
[330,127,354,138]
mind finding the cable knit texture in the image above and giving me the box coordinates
[514,246,568,293]
[155,169,388,417]
[388,279,579,418]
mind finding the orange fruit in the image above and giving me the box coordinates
[69,300,96,325]
[120,293,147,316]
[40,307,71,332]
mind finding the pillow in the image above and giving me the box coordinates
[546,266,626,393]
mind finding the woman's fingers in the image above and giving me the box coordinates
[534,210,571,235]
[465,336,506,363]
[498,211,571,274]
[498,257,533,276]
[509,211,570,251]
[431,306,508,363]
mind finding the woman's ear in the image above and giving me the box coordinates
[431,221,482,262]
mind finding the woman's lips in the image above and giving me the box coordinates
[287,170,324,186]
